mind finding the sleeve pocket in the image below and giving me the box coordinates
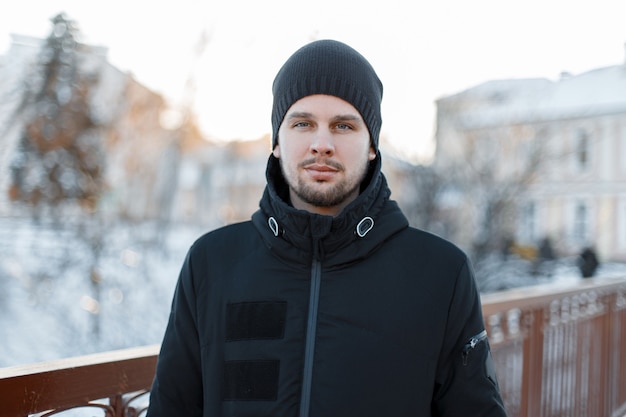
[462,330,499,388]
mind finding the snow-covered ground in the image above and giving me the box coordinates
[0,216,207,367]
[1,216,625,368]
[472,247,626,294]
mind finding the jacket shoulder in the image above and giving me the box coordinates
[186,221,259,261]
[400,227,468,262]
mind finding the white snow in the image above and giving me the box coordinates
[0,216,205,367]
[1,215,625,367]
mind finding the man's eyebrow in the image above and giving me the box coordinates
[332,114,363,123]
[285,112,363,122]
[285,111,314,120]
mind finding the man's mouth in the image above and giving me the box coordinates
[303,163,340,181]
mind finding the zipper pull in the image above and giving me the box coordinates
[462,329,488,365]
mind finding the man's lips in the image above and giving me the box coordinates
[303,163,340,181]
[305,164,338,172]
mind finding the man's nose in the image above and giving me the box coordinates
[310,129,335,156]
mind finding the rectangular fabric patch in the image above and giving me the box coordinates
[226,301,287,341]
[223,360,280,401]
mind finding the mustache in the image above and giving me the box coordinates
[298,158,344,171]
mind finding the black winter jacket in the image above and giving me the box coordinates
[147,155,507,417]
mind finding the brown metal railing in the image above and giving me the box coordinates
[482,277,626,417]
[0,278,625,417]
[0,345,159,417]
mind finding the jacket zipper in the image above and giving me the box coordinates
[462,329,488,365]
[299,259,322,417]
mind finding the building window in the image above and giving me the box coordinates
[575,128,590,171]
[622,121,626,174]
[573,202,587,243]
[620,198,626,250]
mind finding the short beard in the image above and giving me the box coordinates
[292,177,361,207]
[281,157,369,208]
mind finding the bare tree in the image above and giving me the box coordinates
[434,119,551,291]
[464,126,545,261]
[8,14,105,215]
[6,13,109,340]
[389,160,446,233]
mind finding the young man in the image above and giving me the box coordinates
[147,39,507,417]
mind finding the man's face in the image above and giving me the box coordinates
[273,94,376,216]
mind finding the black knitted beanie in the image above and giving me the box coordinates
[271,39,383,150]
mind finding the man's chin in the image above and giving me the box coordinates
[294,184,357,208]
[295,190,339,208]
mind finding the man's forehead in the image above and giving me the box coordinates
[285,94,362,118]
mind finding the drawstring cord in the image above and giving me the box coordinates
[268,217,279,237]
[268,216,375,239]
[356,217,374,237]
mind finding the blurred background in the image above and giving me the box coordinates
[1,0,626,367]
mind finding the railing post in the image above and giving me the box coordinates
[608,289,626,417]
[520,307,544,417]
[110,394,123,417]
[600,293,612,417]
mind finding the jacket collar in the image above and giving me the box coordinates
[252,153,408,265]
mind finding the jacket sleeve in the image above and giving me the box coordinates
[432,258,508,417]
[147,250,203,417]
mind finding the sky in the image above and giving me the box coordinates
[1,0,625,162]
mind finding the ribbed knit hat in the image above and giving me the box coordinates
[271,39,383,150]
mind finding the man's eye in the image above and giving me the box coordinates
[335,123,352,130]
[294,121,310,128]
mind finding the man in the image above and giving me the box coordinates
[147,39,507,417]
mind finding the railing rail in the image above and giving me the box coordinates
[0,278,625,417]
[0,345,159,417]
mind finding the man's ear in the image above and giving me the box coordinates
[368,146,376,161]
[273,144,281,158]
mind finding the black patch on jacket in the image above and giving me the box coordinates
[226,301,287,341]
[223,360,280,401]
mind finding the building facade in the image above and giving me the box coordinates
[434,47,626,261]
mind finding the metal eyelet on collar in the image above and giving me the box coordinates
[356,216,374,238]
[268,217,279,237]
